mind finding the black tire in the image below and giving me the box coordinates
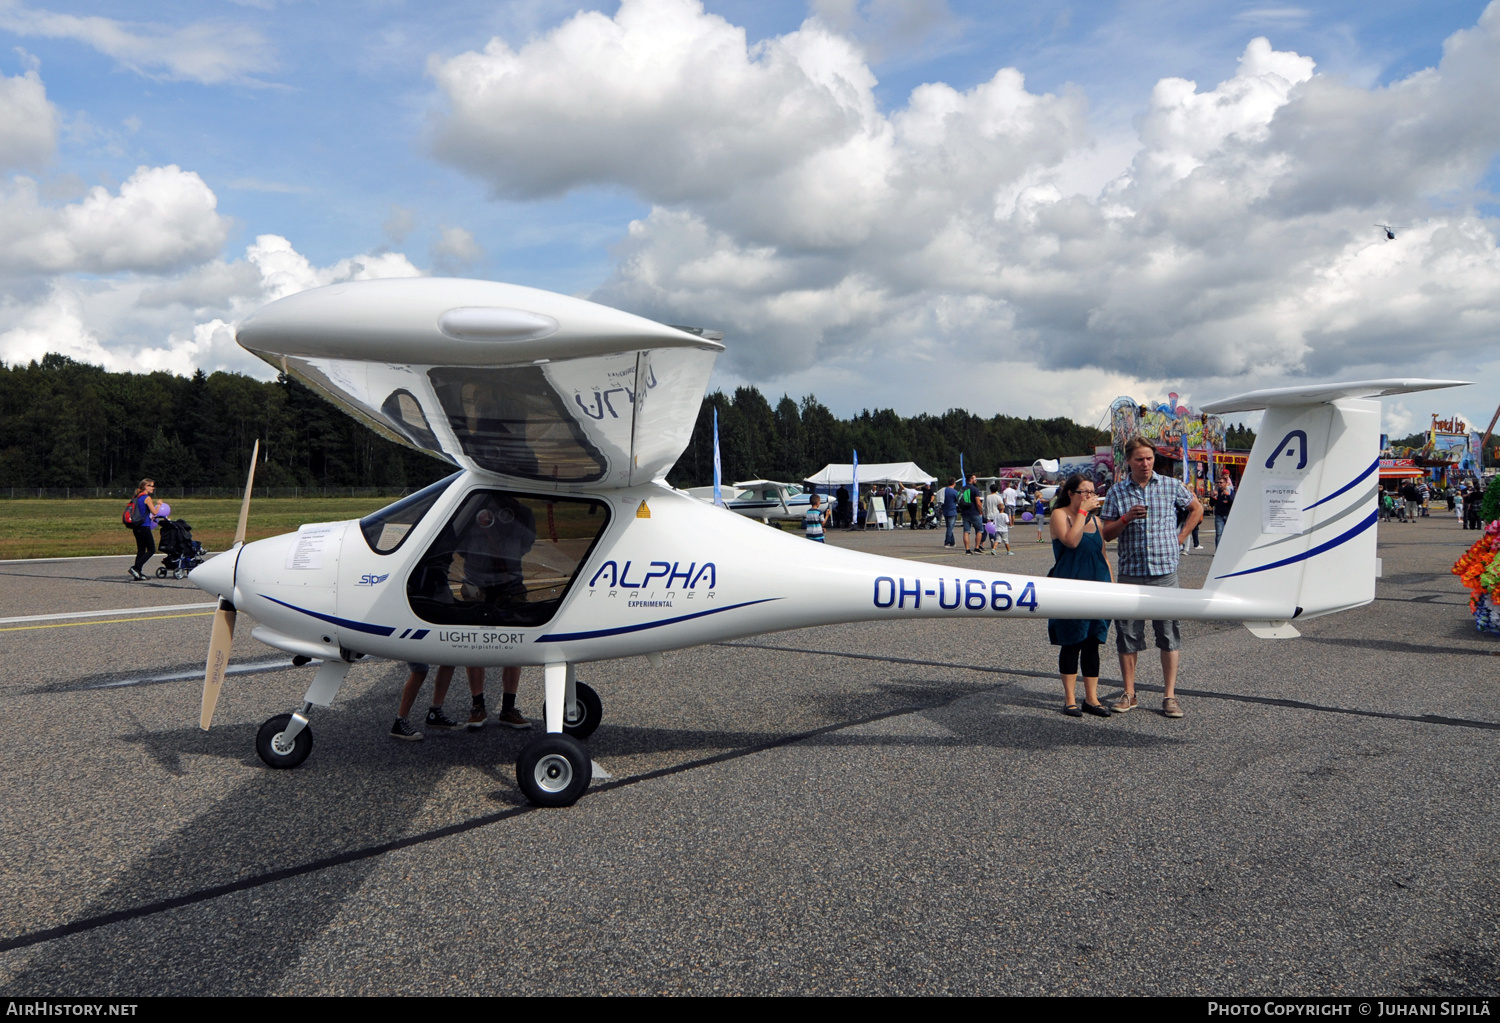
[155,566,167,577]
[515,733,592,807]
[543,681,602,739]
[256,713,313,769]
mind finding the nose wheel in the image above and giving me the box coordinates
[256,712,313,769]
[516,733,592,807]
[542,680,602,739]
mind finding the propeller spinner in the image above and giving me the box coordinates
[197,438,258,730]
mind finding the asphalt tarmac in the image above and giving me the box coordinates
[1,514,1497,996]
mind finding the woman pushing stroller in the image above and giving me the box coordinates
[125,478,160,581]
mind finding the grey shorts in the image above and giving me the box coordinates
[1115,572,1182,653]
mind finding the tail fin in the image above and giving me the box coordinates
[1201,379,1467,636]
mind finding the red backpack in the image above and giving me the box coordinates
[122,496,146,529]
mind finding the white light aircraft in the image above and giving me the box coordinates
[188,276,1464,807]
[683,479,824,522]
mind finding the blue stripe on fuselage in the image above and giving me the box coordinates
[534,598,781,643]
[259,594,397,636]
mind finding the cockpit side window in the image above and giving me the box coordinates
[406,489,610,627]
[359,472,462,554]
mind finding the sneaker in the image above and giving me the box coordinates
[988,549,997,556]
[389,717,423,741]
[496,707,532,730]
[1006,550,1014,555]
[1110,692,1138,714]
[1192,544,1204,550]
[467,705,488,730]
[128,567,144,581]
[425,707,462,730]
[1162,697,1184,718]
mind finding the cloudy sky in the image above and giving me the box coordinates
[2,0,1498,434]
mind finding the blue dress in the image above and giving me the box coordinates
[1047,515,1111,646]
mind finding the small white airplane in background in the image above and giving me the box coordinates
[188,275,1464,807]
[682,479,825,523]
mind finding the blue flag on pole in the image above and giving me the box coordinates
[712,407,725,507]
[960,452,965,483]
[852,449,859,525]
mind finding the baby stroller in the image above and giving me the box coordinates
[917,504,940,529]
[156,518,206,579]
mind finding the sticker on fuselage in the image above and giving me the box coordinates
[586,559,717,610]
[438,630,528,651]
[872,575,1039,612]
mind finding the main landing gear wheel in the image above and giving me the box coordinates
[543,681,602,740]
[256,713,312,769]
[516,733,592,807]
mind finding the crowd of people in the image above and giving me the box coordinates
[1378,477,1486,530]
[801,444,1496,721]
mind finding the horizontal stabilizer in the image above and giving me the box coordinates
[1201,378,1470,415]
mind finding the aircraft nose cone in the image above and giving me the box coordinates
[189,547,238,601]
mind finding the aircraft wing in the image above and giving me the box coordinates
[236,278,724,489]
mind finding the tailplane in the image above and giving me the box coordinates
[1200,379,1467,637]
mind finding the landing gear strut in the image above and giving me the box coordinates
[543,680,602,739]
[516,662,594,806]
[253,658,351,770]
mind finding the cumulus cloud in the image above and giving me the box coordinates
[428,0,1500,421]
[430,0,893,205]
[0,164,229,274]
[0,235,422,376]
[430,225,483,275]
[0,2,276,85]
[0,68,56,170]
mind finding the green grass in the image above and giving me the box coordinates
[0,498,393,560]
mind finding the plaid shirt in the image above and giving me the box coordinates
[1101,472,1195,576]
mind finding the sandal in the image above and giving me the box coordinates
[1063,704,1083,717]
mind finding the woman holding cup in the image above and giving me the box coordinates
[1047,474,1114,717]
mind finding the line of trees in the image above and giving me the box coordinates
[0,354,451,490]
[1,355,1119,492]
[668,387,1111,489]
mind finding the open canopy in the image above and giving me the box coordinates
[804,462,936,487]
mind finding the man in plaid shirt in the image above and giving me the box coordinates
[1100,436,1203,718]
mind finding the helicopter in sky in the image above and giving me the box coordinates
[1376,224,1397,240]
[189,276,1463,807]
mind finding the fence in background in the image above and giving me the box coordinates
[0,487,417,500]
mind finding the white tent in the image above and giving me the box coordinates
[804,461,936,486]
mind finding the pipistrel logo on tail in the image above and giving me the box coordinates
[356,573,389,586]
[1266,430,1308,470]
